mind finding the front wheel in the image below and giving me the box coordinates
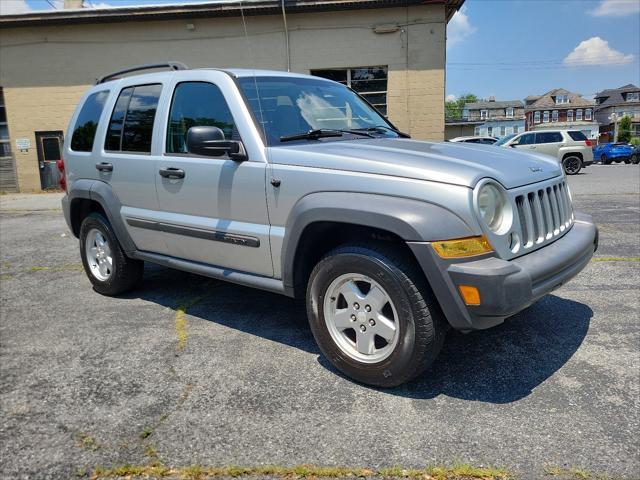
[306,244,446,387]
[631,153,639,165]
[563,156,582,175]
[600,153,611,165]
[79,212,143,295]
[623,157,631,164]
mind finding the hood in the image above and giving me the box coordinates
[268,138,561,189]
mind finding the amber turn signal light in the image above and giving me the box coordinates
[431,235,493,258]
[458,285,481,306]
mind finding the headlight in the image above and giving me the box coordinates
[478,183,506,232]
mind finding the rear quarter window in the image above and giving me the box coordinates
[568,131,587,141]
[70,91,109,152]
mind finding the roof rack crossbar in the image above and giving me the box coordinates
[96,62,189,84]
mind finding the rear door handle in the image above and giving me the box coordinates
[95,162,113,172]
[159,167,185,179]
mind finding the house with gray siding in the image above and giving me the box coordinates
[462,97,525,138]
[594,84,640,140]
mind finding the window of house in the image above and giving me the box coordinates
[626,92,639,102]
[556,94,569,104]
[487,126,493,136]
[552,110,558,122]
[506,107,514,118]
[585,108,592,120]
[70,90,109,152]
[474,126,480,136]
[506,126,513,135]
[513,125,519,134]
[311,66,388,116]
[576,109,583,121]
[543,111,550,123]
[567,110,573,122]
[534,111,541,123]
[480,109,488,119]
[500,126,506,136]
[166,82,238,154]
[105,84,162,153]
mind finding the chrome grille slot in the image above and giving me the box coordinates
[509,178,574,256]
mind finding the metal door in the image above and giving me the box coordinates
[35,131,63,190]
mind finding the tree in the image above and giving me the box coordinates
[617,115,632,143]
[445,93,478,120]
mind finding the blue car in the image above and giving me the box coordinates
[593,142,634,164]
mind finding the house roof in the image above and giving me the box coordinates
[0,0,465,28]
[524,88,594,110]
[594,84,640,108]
[464,100,523,110]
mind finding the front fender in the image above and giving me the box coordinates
[280,191,475,289]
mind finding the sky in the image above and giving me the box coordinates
[2,0,639,103]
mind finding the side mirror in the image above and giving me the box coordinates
[186,126,247,161]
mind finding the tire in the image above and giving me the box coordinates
[306,243,447,387]
[600,153,611,165]
[562,156,582,175]
[632,154,639,165]
[623,157,631,164]
[79,212,143,296]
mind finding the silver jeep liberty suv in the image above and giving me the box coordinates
[61,63,598,387]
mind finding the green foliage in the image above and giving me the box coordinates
[445,93,478,120]
[617,115,632,143]
[629,136,640,146]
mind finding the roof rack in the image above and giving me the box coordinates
[96,62,189,84]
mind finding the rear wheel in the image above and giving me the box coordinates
[563,156,582,175]
[600,153,611,165]
[79,212,143,295]
[306,243,446,387]
[623,157,631,164]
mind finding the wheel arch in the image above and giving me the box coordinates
[280,192,475,296]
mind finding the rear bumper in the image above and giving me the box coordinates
[409,212,598,331]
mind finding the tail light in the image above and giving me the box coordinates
[585,140,593,147]
[57,158,66,192]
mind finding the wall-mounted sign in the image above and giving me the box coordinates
[16,138,31,150]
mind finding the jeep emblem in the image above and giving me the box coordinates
[529,166,543,173]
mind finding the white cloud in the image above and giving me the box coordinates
[447,6,476,49]
[589,0,640,17]
[563,36,634,67]
[0,0,32,15]
[445,94,457,102]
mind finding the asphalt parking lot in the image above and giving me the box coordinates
[0,165,638,479]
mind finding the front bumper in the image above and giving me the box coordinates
[409,212,598,331]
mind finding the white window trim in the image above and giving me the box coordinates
[534,111,541,123]
[567,109,573,122]
[474,126,480,136]
[585,108,592,120]
[506,107,514,118]
[576,109,583,121]
[552,110,558,122]
[543,111,550,123]
[480,109,488,120]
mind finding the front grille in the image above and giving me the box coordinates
[514,180,573,251]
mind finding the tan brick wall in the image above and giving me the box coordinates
[0,5,446,191]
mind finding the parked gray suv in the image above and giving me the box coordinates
[61,64,598,387]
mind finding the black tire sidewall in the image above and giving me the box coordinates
[563,156,581,175]
[307,249,431,386]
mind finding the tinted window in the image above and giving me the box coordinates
[122,84,162,152]
[515,133,535,145]
[71,90,109,152]
[105,87,133,151]
[42,137,61,160]
[167,82,237,154]
[568,131,587,141]
[536,131,563,144]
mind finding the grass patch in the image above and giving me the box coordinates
[75,432,101,451]
[591,256,640,262]
[90,463,511,479]
[543,466,619,479]
[27,263,83,272]
[173,288,216,352]
[0,273,13,281]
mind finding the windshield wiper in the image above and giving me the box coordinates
[280,128,374,142]
[354,125,411,138]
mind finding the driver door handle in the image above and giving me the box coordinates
[159,167,185,179]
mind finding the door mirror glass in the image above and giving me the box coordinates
[186,126,246,160]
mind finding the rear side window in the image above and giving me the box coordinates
[568,131,587,141]
[166,82,238,154]
[105,84,162,153]
[535,132,563,144]
[70,90,109,152]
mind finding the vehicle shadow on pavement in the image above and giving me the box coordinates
[128,265,592,403]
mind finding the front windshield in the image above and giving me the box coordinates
[237,76,398,146]
[494,133,516,146]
